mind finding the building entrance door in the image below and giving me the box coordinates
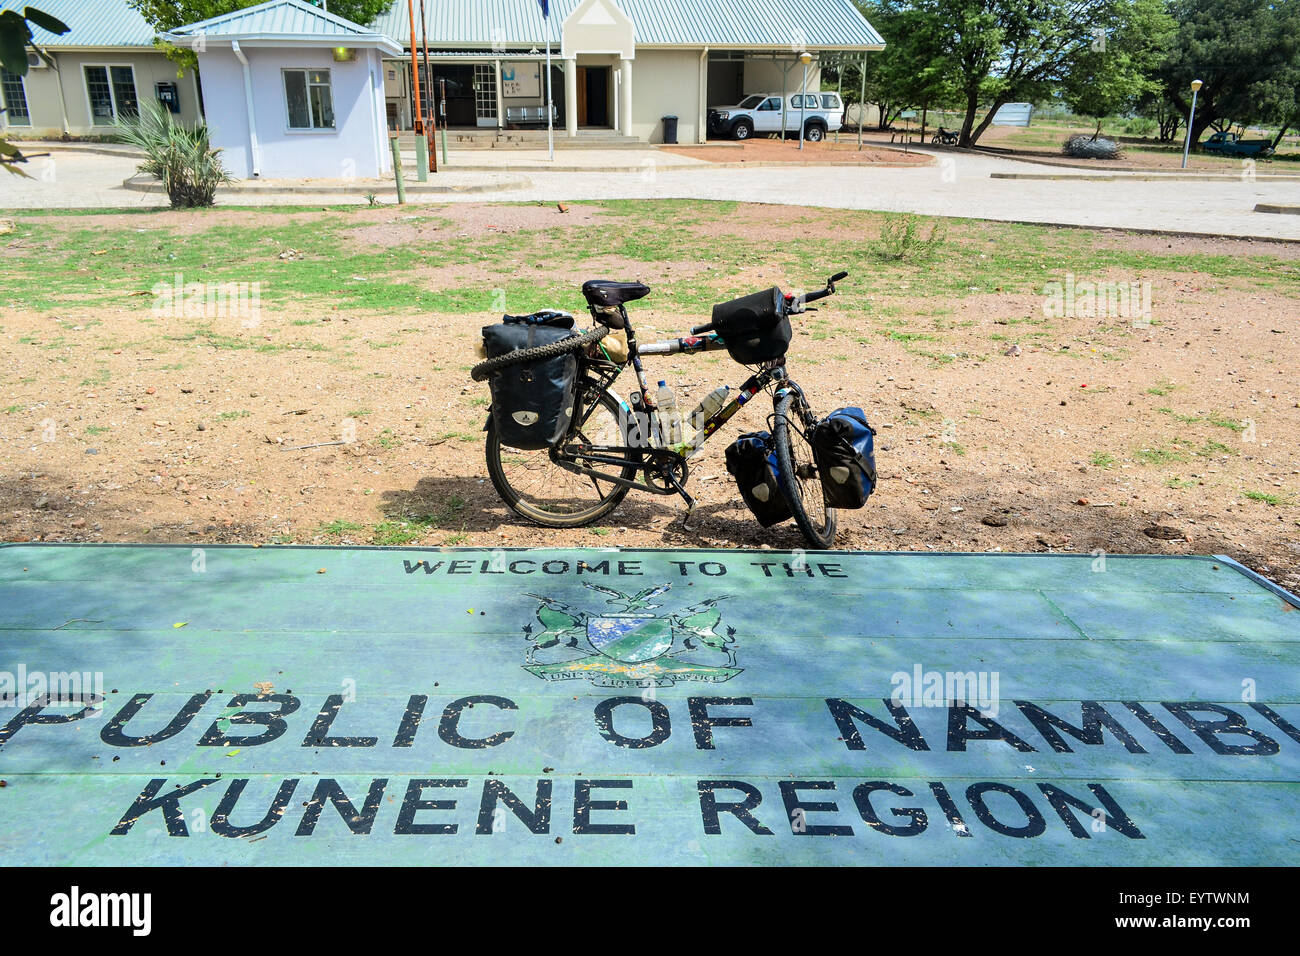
[576,65,610,127]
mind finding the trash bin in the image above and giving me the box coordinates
[661,115,679,145]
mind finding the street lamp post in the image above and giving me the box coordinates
[798,51,812,150]
[1181,78,1203,169]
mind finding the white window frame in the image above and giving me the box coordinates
[282,67,337,133]
[82,63,138,127]
[0,68,32,127]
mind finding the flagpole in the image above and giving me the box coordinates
[544,5,554,161]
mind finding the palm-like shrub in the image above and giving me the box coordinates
[117,100,233,207]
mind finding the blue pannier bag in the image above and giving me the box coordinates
[724,431,792,527]
[810,407,877,509]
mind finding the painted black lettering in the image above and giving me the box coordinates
[594,697,671,749]
[301,694,378,748]
[573,779,635,835]
[0,694,105,747]
[698,780,772,836]
[1015,700,1146,754]
[295,778,388,836]
[966,782,1046,838]
[394,779,467,834]
[110,778,219,836]
[210,777,300,838]
[100,691,212,747]
[1037,782,1145,839]
[688,697,753,750]
[852,782,928,837]
[1162,702,1279,755]
[826,698,929,751]
[947,702,1036,752]
[392,694,428,747]
[476,779,553,835]
[438,695,517,749]
[779,780,853,836]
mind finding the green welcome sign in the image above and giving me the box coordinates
[1,544,1297,865]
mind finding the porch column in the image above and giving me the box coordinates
[619,57,632,137]
[564,59,578,136]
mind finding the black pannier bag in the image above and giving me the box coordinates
[711,286,792,364]
[724,431,792,527]
[481,317,580,450]
[809,407,877,509]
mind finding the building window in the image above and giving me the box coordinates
[84,65,138,125]
[284,69,335,129]
[1,69,30,126]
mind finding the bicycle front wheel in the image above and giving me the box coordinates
[773,389,837,549]
[486,387,636,528]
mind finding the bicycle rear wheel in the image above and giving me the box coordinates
[773,389,837,549]
[486,387,636,528]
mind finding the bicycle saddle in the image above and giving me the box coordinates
[582,280,651,306]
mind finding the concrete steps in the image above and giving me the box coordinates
[395,129,643,150]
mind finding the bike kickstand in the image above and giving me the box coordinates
[665,474,698,528]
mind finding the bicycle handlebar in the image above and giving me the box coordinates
[689,270,848,335]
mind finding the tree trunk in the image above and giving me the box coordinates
[957,88,979,146]
[966,99,1007,147]
[1271,121,1293,151]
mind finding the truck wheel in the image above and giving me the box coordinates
[733,119,753,141]
[805,122,826,143]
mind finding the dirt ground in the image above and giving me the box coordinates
[2,202,1298,594]
[663,137,931,165]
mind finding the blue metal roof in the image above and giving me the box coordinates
[373,0,885,50]
[3,0,883,52]
[169,0,398,49]
[0,0,156,47]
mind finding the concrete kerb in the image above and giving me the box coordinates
[1256,203,1300,215]
[122,173,533,196]
[992,171,1300,183]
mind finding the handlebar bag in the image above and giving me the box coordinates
[724,431,793,527]
[481,322,580,450]
[711,287,792,364]
[810,407,877,509]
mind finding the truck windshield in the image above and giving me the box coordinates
[737,95,764,109]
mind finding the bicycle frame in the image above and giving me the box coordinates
[551,310,791,510]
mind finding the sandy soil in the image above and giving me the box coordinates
[665,138,930,166]
[2,203,1298,594]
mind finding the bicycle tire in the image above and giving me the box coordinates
[485,387,636,528]
[773,390,837,549]
[470,327,608,382]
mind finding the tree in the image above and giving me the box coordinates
[1157,0,1300,147]
[1062,0,1175,137]
[131,0,396,70]
[920,0,1132,147]
[0,6,69,176]
[842,2,959,130]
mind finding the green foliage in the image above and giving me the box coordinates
[1157,0,1300,146]
[116,100,233,208]
[1062,0,1176,127]
[0,6,68,177]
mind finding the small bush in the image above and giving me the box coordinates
[1063,134,1123,160]
[872,212,947,262]
[117,100,233,208]
[1122,117,1156,137]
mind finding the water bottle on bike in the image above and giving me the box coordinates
[656,380,683,447]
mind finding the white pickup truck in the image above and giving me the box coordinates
[707,92,845,142]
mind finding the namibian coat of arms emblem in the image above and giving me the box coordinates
[521,584,741,688]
